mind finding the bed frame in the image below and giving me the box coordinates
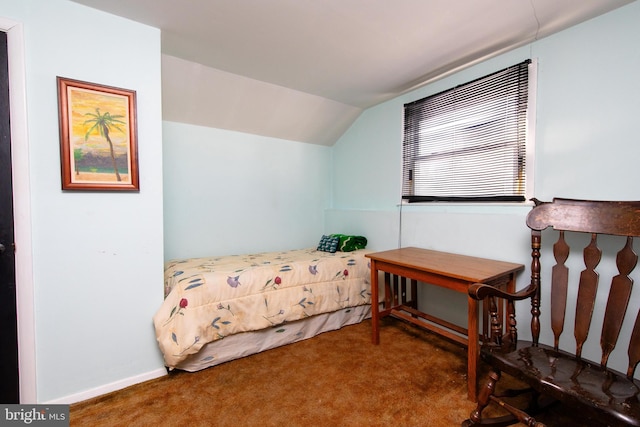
[154,248,373,371]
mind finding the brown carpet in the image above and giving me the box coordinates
[70,318,591,426]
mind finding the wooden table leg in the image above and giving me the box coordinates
[371,260,380,345]
[468,295,478,402]
[384,272,391,307]
[410,279,418,310]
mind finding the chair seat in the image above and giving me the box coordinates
[481,341,640,426]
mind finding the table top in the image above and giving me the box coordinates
[365,247,524,283]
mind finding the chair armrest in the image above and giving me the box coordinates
[468,283,537,301]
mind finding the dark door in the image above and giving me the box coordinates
[0,30,20,404]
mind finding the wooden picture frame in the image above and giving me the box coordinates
[57,77,139,191]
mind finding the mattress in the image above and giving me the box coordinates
[153,248,372,369]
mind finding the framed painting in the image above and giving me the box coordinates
[57,77,139,191]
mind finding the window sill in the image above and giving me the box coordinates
[398,200,535,214]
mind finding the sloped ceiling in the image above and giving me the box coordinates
[71,0,634,145]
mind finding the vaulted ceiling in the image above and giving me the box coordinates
[71,0,634,145]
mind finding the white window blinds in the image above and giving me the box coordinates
[402,60,532,203]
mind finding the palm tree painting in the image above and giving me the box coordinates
[83,108,126,182]
[57,77,139,191]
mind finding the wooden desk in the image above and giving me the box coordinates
[366,247,524,401]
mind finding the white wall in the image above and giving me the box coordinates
[0,0,166,403]
[329,2,640,374]
[163,121,332,260]
[161,54,362,147]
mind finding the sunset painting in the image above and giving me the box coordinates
[57,77,139,191]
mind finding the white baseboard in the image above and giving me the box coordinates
[44,368,168,405]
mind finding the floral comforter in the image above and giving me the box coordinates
[153,248,372,368]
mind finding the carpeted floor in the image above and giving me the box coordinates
[70,318,592,426]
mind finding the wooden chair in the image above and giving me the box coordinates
[463,198,640,427]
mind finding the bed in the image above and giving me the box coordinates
[153,243,372,371]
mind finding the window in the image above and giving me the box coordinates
[402,60,535,203]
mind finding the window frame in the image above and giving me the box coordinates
[401,59,537,204]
